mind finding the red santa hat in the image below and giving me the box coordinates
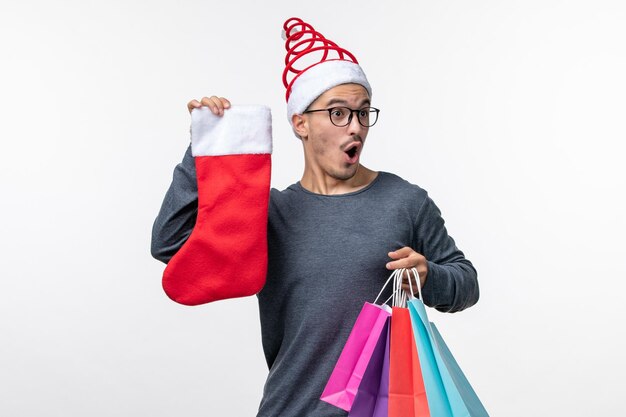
[282,17,372,125]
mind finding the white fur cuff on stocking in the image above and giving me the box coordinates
[190,105,273,156]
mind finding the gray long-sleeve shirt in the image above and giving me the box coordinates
[151,145,479,416]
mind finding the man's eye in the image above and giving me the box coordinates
[359,110,369,118]
[331,109,345,117]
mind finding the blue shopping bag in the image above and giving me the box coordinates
[406,268,489,417]
[430,323,489,417]
[408,299,453,416]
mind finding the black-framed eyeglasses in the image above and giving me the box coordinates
[303,106,380,127]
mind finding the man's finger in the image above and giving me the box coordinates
[200,96,225,115]
[187,99,201,114]
[385,259,413,270]
[220,97,231,108]
[199,96,214,112]
[402,275,418,286]
[387,247,413,259]
[210,96,226,115]
[401,283,415,294]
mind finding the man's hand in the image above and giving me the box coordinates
[187,96,231,116]
[386,247,428,296]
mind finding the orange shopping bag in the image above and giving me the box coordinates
[388,269,431,417]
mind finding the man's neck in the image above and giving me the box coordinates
[299,164,378,195]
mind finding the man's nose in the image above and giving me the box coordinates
[346,112,366,134]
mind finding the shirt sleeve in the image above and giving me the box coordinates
[414,194,479,313]
[150,144,198,264]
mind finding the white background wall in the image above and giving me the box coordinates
[1,1,625,416]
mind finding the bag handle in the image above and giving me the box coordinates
[374,269,394,306]
[403,267,423,301]
[374,267,423,307]
[389,268,408,307]
[374,268,402,306]
[410,267,423,301]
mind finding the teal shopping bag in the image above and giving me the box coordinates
[408,298,453,417]
[406,268,489,417]
[430,323,489,417]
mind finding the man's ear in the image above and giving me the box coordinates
[292,114,308,140]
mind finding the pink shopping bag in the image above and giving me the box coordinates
[348,317,391,417]
[320,302,392,411]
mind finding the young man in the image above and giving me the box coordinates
[151,18,479,417]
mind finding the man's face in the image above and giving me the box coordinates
[296,83,371,181]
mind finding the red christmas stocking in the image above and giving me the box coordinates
[162,105,272,305]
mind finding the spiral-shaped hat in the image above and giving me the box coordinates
[282,17,372,124]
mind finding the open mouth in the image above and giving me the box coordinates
[343,142,361,164]
[343,140,363,165]
[343,141,363,163]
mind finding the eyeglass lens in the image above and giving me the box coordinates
[330,107,378,127]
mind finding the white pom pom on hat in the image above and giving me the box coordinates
[281,17,372,126]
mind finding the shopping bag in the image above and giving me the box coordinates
[406,268,489,417]
[320,301,392,411]
[430,323,490,416]
[408,298,454,417]
[348,318,391,417]
[389,305,431,417]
